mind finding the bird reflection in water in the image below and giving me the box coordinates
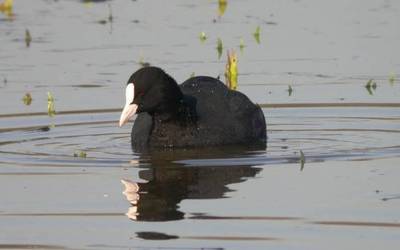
[121,146,265,222]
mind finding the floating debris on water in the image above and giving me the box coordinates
[225,50,238,90]
[74,150,87,158]
[218,0,227,18]
[199,31,207,43]
[217,38,223,59]
[288,85,293,96]
[253,26,261,44]
[22,93,32,105]
[389,72,396,85]
[365,79,377,95]
[47,92,56,117]
[300,150,305,171]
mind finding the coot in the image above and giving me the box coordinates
[119,67,266,150]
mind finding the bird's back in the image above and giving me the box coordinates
[180,76,266,145]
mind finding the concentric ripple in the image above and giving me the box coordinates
[0,105,399,168]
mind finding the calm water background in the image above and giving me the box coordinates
[0,0,399,249]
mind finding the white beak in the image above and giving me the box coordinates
[119,83,138,127]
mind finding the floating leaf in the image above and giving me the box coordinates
[288,85,293,96]
[300,150,305,171]
[239,37,245,52]
[253,26,261,44]
[365,79,376,95]
[224,50,238,90]
[389,72,396,85]
[25,29,32,47]
[74,150,87,158]
[216,38,223,59]
[47,92,56,117]
[22,93,32,105]
[199,31,207,43]
[218,0,227,17]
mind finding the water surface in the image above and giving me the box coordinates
[0,0,399,249]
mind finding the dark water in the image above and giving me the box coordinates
[1,0,400,249]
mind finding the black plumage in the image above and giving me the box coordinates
[126,67,266,150]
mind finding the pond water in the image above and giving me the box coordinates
[0,0,399,249]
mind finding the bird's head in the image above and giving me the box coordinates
[119,67,183,127]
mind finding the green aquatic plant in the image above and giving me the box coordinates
[253,26,261,44]
[217,38,223,59]
[300,150,305,171]
[218,0,227,17]
[199,31,207,43]
[224,50,238,90]
[47,92,56,117]
[239,37,245,52]
[0,0,13,16]
[22,93,32,106]
[288,85,293,96]
[74,150,87,158]
[0,0,12,10]
[365,79,377,95]
[389,72,396,85]
[25,29,32,47]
